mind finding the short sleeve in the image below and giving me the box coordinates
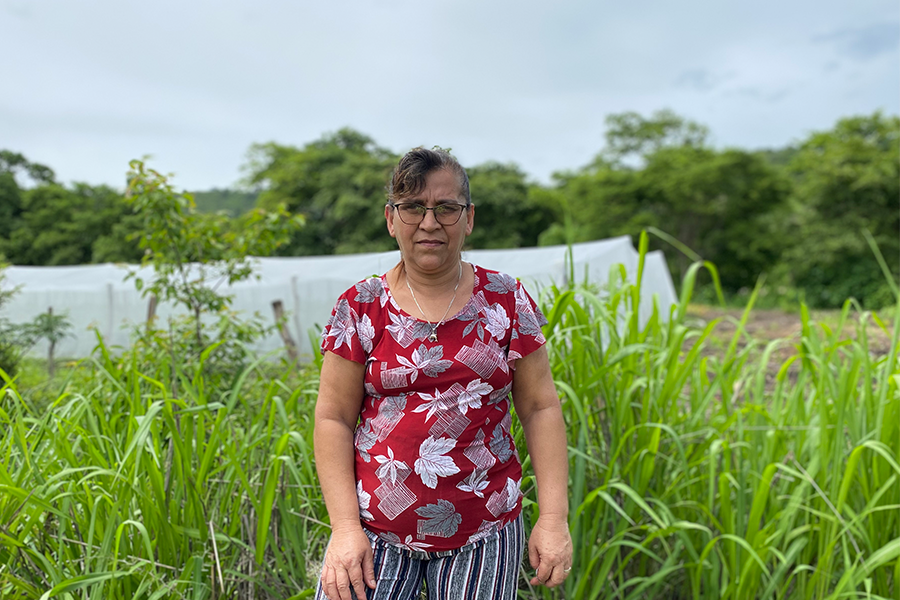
[507,281,549,365]
[320,293,372,365]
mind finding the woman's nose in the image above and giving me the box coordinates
[419,209,441,229]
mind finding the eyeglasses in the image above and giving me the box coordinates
[389,202,469,225]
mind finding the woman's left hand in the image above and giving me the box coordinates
[527,515,573,587]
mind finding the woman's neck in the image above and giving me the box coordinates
[400,260,464,293]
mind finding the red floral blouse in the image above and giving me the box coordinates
[320,264,548,551]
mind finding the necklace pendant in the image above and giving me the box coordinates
[428,332,438,342]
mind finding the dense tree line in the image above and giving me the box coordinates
[1,111,897,308]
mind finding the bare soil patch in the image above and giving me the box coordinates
[685,305,894,382]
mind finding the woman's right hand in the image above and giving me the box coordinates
[321,526,376,600]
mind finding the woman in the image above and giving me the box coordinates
[314,148,572,600]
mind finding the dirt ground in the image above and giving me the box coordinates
[685,304,895,365]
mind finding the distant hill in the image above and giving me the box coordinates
[190,188,258,216]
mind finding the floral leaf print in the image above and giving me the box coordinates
[482,304,510,339]
[355,422,377,462]
[458,290,490,321]
[456,469,489,498]
[414,436,460,489]
[415,499,462,538]
[357,481,374,521]
[395,356,418,382]
[411,383,466,422]
[401,535,433,551]
[417,345,454,378]
[326,298,356,350]
[461,317,487,341]
[517,310,544,340]
[485,271,518,294]
[458,291,491,339]
[378,532,403,545]
[412,388,450,422]
[457,302,479,323]
[374,447,409,485]
[411,320,437,341]
[485,477,522,517]
[398,345,453,383]
[487,382,512,408]
[515,286,548,340]
[457,379,492,414]
[503,477,523,513]
[357,314,375,354]
[377,532,433,551]
[386,311,420,348]
[490,423,514,463]
[355,277,387,306]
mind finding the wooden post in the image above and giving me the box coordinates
[271,300,299,364]
[146,293,158,332]
[47,307,56,379]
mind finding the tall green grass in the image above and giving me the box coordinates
[1,235,898,598]
[0,345,327,599]
[521,233,899,599]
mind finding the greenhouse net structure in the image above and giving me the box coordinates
[2,237,677,360]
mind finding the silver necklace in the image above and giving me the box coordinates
[405,262,462,343]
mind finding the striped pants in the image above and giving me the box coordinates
[315,515,524,600]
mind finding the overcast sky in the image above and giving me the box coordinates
[2,0,897,190]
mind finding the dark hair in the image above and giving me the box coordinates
[388,147,471,206]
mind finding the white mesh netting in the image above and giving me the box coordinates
[2,237,676,360]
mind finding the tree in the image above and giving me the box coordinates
[0,150,55,184]
[547,111,790,290]
[245,128,398,256]
[22,307,72,378]
[0,151,55,243]
[0,259,67,378]
[0,150,144,266]
[639,146,790,287]
[601,109,709,165]
[779,112,900,307]
[126,160,304,347]
[0,172,23,243]
[465,162,556,249]
[0,181,142,265]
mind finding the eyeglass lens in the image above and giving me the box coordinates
[395,204,466,225]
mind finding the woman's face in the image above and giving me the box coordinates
[385,168,475,276]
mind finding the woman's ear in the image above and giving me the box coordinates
[465,204,475,236]
[385,204,397,238]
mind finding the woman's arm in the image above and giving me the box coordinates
[511,344,573,588]
[314,351,375,600]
